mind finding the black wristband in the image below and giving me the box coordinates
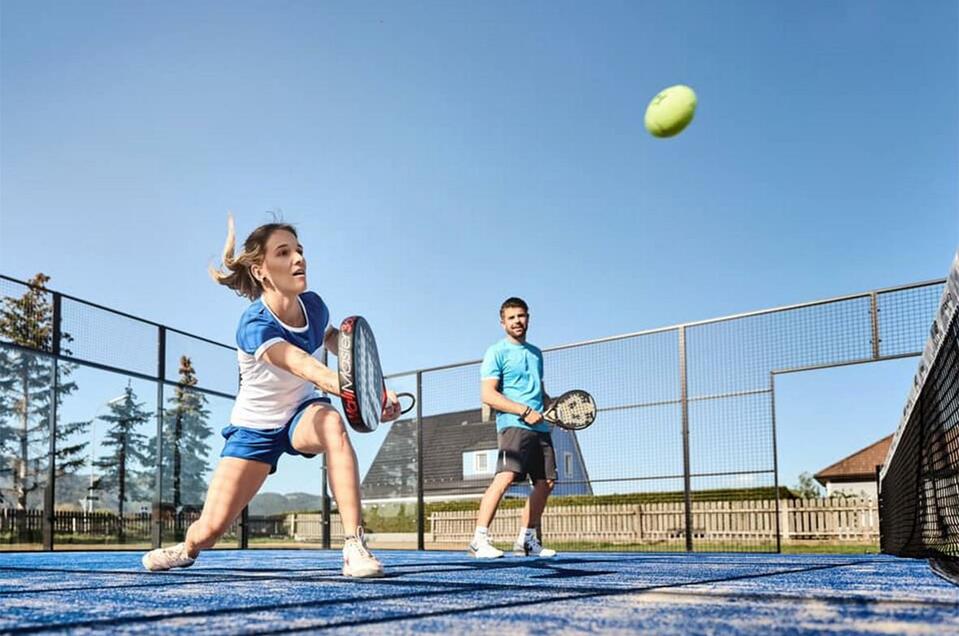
[521,406,532,420]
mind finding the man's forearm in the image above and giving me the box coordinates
[482,390,530,415]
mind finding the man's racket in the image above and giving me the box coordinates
[337,316,414,433]
[543,390,597,431]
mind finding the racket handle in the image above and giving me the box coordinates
[397,392,416,415]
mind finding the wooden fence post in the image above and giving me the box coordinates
[780,499,791,543]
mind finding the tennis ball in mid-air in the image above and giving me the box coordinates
[644,85,697,138]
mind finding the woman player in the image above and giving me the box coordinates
[141,215,401,578]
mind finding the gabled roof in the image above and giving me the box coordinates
[814,435,893,485]
[361,408,498,500]
[361,407,593,499]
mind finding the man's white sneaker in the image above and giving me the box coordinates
[142,543,196,571]
[514,533,557,558]
[342,528,385,578]
[468,536,504,559]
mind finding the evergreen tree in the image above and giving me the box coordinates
[145,356,213,539]
[0,274,86,529]
[94,384,151,538]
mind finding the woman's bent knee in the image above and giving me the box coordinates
[295,406,349,454]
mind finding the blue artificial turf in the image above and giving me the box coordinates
[1,550,957,634]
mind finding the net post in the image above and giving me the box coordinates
[679,326,693,552]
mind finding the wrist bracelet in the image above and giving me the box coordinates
[521,406,532,419]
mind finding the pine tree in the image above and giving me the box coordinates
[94,384,151,539]
[0,274,85,534]
[145,356,213,540]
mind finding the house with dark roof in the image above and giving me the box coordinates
[814,435,892,498]
[361,408,593,503]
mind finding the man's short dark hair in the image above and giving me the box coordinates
[500,297,528,318]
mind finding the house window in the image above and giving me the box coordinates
[463,449,496,478]
[564,452,573,477]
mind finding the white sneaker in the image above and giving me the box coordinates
[342,528,385,578]
[514,533,556,558]
[468,534,504,559]
[142,542,196,571]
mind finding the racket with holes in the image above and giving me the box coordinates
[337,315,415,433]
[543,390,597,431]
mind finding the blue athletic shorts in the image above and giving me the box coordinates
[220,397,332,474]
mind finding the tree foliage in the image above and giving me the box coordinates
[94,385,152,519]
[0,274,86,511]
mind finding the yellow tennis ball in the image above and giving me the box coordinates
[644,85,697,138]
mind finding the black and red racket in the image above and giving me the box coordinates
[543,390,597,431]
[337,316,414,433]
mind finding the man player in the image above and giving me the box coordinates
[469,297,557,559]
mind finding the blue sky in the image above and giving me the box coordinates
[1,1,957,497]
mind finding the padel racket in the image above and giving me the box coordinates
[337,316,414,433]
[543,390,596,431]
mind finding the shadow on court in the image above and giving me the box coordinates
[1,550,957,634]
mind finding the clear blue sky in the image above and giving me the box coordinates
[2,1,957,496]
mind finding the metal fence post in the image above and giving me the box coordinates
[321,453,331,549]
[416,371,425,551]
[876,463,884,551]
[770,373,782,553]
[42,293,62,551]
[679,326,693,552]
[870,291,881,359]
[152,327,166,548]
[320,349,331,549]
[239,507,249,548]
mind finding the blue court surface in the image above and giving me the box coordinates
[2,550,957,634]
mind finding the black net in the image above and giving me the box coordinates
[880,252,959,583]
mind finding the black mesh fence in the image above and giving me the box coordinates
[880,253,959,582]
[0,266,950,554]
[0,274,236,549]
[410,277,945,553]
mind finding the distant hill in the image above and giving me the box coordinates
[249,491,324,516]
[32,482,324,516]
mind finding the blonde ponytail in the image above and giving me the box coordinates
[209,213,298,300]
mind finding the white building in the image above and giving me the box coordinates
[814,435,892,499]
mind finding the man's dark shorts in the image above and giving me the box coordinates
[495,426,557,483]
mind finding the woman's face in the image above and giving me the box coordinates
[255,229,307,295]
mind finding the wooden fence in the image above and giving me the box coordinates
[1,498,878,545]
[0,509,153,539]
[0,508,290,542]
[429,498,879,545]
[287,512,343,541]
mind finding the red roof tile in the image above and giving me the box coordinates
[814,435,893,484]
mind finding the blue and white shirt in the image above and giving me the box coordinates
[230,291,330,430]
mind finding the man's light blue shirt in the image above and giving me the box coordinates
[480,338,547,433]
